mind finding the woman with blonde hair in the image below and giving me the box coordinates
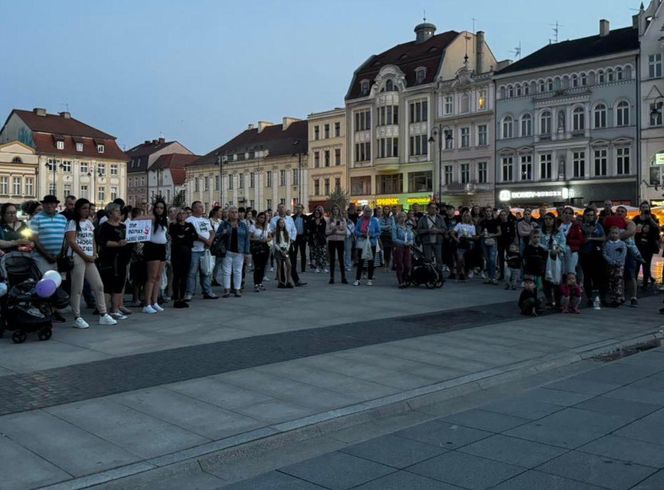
[326,204,347,284]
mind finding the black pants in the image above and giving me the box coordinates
[288,244,300,283]
[293,236,307,272]
[637,248,653,285]
[252,248,269,286]
[580,251,606,301]
[497,242,508,278]
[356,246,376,280]
[328,241,346,279]
[382,243,392,268]
[172,246,191,301]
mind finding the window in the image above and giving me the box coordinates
[110,164,118,175]
[12,177,21,195]
[616,101,629,126]
[324,150,330,167]
[215,175,220,190]
[415,67,427,84]
[384,79,395,92]
[478,162,487,184]
[444,165,454,185]
[80,184,88,199]
[335,148,341,165]
[324,178,330,195]
[97,163,106,176]
[538,80,545,93]
[650,101,663,126]
[324,124,330,139]
[354,110,371,131]
[520,114,532,137]
[540,111,552,135]
[520,155,533,180]
[501,157,513,182]
[572,107,585,131]
[250,172,256,188]
[523,83,529,96]
[56,141,64,150]
[580,73,587,86]
[460,93,470,113]
[444,130,454,149]
[477,125,488,146]
[111,186,118,201]
[204,176,209,191]
[62,160,72,172]
[228,174,234,190]
[378,174,403,194]
[360,80,370,96]
[49,183,56,195]
[594,149,608,176]
[377,137,398,158]
[355,142,371,162]
[573,151,585,178]
[25,177,34,196]
[615,67,623,81]
[649,54,663,79]
[64,184,71,197]
[460,127,470,148]
[266,171,272,188]
[539,154,552,180]
[335,177,341,190]
[80,162,88,174]
[460,163,470,184]
[571,74,579,88]
[507,85,514,98]
[194,177,200,192]
[409,135,428,156]
[616,147,630,175]
[292,169,299,186]
[98,186,105,202]
[377,105,399,126]
[444,95,453,115]
[75,142,83,152]
[515,84,522,97]
[597,70,605,84]
[408,171,432,192]
[478,89,487,110]
[594,104,607,128]
[314,125,320,140]
[607,69,614,82]
[279,169,286,186]
[502,116,513,139]
[97,144,104,153]
[266,199,272,210]
[334,122,341,137]
[314,151,320,168]
[351,176,372,195]
[409,100,428,123]
[547,79,553,91]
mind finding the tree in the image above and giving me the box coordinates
[172,190,186,208]
[326,188,349,212]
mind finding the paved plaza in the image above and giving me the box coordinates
[0,271,663,489]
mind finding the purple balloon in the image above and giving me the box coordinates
[36,278,57,298]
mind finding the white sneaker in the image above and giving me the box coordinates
[73,317,90,329]
[99,314,118,326]
[110,312,128,320]
[152,303,164,312]
[324,268,329,273]
[270,267,274,272]
[316,268,321,273]
[143,305,158,314]
[367,280,373,286]
[183,294,192,301]
[353,280,360,286]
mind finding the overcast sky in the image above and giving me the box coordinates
[0,0,636,155]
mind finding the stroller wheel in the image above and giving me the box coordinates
[12,330,27,344]
[38,328,52,341]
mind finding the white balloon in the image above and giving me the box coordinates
[0,282,7,297]
[43,270,62,287]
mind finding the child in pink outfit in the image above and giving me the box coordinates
[560,272,583,313]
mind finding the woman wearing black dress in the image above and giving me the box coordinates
[169,209,196,308]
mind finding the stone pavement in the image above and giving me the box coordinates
[225,346,664,490]
[0,272,663,489]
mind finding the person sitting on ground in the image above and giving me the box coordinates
[519,275,541,316]
[560,272,583,314]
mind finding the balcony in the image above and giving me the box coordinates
[374,157,400,172]
[442,181,492,195]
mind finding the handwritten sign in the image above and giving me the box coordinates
[126,219,152,243]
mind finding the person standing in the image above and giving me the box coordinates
[379,206,394,272]
[292,204,308,273]
[480,207,502,285]
[249,212,271,292]
[603,226,627,307]
[269,203,306,286]
[497,209,516,281]
[578,208,606,305]
[272,218,295,288]
[218,206,250,298]
[452,210,477,280]
[60,195,77,221]
[308,206,328,273]
[416,203,445,277]
[142,200,169,314]
[633,201,660,290]
[326,204,347,284]
[169,210,196,308]
[392,211,415,288]
[353,205,380,286]
[97,203,132,319]
[65,199,117,328]
[185,201,218,300]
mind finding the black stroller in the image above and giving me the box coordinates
[409,246,444,289]
[0,252,68,343]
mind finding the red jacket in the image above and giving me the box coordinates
[566,223,586,252]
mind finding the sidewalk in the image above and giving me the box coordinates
[226,346,664,490]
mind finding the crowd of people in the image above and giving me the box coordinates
[0,194,661,330]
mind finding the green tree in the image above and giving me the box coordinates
[326,188,349,212]
[172,190,186,208]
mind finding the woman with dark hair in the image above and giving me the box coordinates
[307,206,328,273]
[249,212,271,292]
[66,198,117,328]
[21,200,42,227]
[497,209,516,280]
[633,201,660,289]
[579,207,606,305]
[0,203,32,252]
[169,209,196,308]
[142,199,168,314]
[326,204,347,284]
[272,218,294,288]
[540,212,566,307]
[97,203,132,319]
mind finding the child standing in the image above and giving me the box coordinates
[523,231,549,294]
[504,243,522,290]
[560,272,583,313]
[603,226,627,307]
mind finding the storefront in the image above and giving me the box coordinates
[496,181,637,208]
[353,192,434,211]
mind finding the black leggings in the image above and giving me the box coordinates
[356,246,376,280]
[328,241,345,279]
[252,249,269,286]
[580,251,606,301]
[171,246,191,301]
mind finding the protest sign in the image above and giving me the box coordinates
[126,219,152,243]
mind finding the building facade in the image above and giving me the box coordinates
[186,118,308,212]
[0,108,127,205]
[307,108,346,211]
[494,20,640,208]
[638,0,664,205]
[149,153,198,205]
[125,138,191,207]
[0,141,39,205]
[345,21,497,210]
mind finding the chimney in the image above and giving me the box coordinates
[257,121,274,133]
[414,21,436,44]
[599,19,610,37]
[248,123,255,130]
[33,107,47,117]
[158,137,165,144]
[152,139,158,144]
[282,116,300,130]
[475,31,485,74]
[144,140,150,145]
[59,111,71,119]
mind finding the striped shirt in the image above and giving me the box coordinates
[30,211,68,257]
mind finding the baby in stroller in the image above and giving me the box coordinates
[409,246,444,289]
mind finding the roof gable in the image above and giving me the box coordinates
[11,109,115,139]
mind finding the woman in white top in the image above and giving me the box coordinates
[249,212,271,292]
[142,199,169,314]
[452,210,478,281]
[272,218,294,288]
[66,199,117,329]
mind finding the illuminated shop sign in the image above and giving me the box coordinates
[499,188,573,202]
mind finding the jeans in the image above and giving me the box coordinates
[344,237,354,270]
[422,242,443,272]
[186,250,212,296]
[565,251,579,276]
[222,251,244,290]
[328,241,345,279]
[393,246,411,284]
[482,243,497,280]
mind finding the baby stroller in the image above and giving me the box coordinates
[409,246,444,289]
[0,252,68,344]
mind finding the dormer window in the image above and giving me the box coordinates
[97,144,105,153]
[56,141,64,150]
[76,142,83,152]
[385,79,394,91]
[360,79,370,96]
[415,67,427,84]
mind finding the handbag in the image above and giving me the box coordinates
[361,239,374,260]
[200,250,214,276]
[57,244,74,273]
[545,254,563,284]
[210,230,227,258]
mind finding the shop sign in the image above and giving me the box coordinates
[499,188,573,202]
[650,200,664,207]
[656,152,664,165]
[376,197,400,206]
[400,192,433,207]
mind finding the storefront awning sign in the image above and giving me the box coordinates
[499,188,573,202]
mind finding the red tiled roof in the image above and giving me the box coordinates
[32,133,126,161]
[125,139,173,158]
[191,120,308,167]
[12,109,115,139]
[346,30,459,100]
[170,168,186,186]
[151,154,199,186]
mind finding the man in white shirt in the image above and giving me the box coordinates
[269,203,306,286]
[185,201,218,300]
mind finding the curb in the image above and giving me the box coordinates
[39,328,664,490]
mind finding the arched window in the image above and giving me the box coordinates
[607,68,614,82]
[507,85,514,98]
[461,93,470,113]
[502,116,513,139]
[594,104,607,128]
[499,86,506,99]
[572,106,585,131]
[615,67,623,81]
[523,83,530,96]
[520,114,532,137]
[546,78,554,92]
[571,74,579,88]
[580,73,587,86]
[597,70,605,84]
[616,101,630,126]
[11,157,23,164]
[538,80,545,93]
[540,111,552,134]
[385,79,394,92]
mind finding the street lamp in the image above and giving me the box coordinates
[87,165,104,207]
[215,151,226,207]
[292,139,304,206]
[45,159,64,197]
[429,125,452,203]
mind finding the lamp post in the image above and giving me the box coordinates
[215,152,226,207]
[429,125,452,203]
[87,164,103,207]
[45,159,64,197]
[293,139,304,206]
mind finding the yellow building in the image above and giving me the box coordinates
[307,108,346,211]
[0,141,38,205]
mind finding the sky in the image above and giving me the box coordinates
[0,0,637,155]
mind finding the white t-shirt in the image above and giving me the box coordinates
[66,219,95,256]
[151,224,168,245]
[454,223,476,238]
[186,215,212,252]
[249,224,270,241]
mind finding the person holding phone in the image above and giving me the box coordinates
[326,204,347,284]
